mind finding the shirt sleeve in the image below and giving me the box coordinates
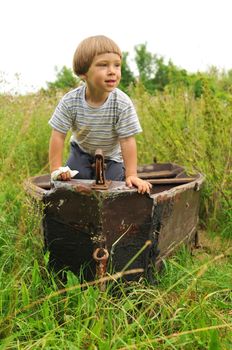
[115,100,142,138]
[48,98,73,134]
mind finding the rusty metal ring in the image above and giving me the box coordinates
[93,248,109,262]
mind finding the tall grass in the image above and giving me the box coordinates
[134,82,232,233]
[0,87,231,349]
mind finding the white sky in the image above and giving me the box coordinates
[0,0,232,93]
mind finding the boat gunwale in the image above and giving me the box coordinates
[24,171,205,202]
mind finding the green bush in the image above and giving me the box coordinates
[46,66,79,90]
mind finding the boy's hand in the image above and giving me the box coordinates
[57,170,71,181]
[51,166,78,181]
[126,175,152,194]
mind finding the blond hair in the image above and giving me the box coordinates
[73,35,122,76]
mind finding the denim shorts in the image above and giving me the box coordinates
[66,142,125,181]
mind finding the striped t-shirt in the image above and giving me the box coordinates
[49,85,142,162]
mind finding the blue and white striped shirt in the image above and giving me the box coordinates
[49,85,142,162]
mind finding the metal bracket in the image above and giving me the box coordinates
[91,149,111,190]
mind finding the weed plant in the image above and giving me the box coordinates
[0,87,231,349]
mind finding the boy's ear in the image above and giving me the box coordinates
[79,74,86,80]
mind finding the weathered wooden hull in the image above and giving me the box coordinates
[25,163,204,282]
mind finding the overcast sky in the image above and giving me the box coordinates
[1,0,232,93]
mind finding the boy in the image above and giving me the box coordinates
[49,35,151,194]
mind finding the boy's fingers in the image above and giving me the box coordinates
[137,183,145,194]
[60,171,71,181]
[140,181,151,194]
[126,177,152,194]
[64,171,71,180]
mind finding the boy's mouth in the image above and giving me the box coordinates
[105,80,116,83]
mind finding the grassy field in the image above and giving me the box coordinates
[0,86,231,349]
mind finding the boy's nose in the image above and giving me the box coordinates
[108,65,116,74]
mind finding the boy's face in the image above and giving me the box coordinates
[81,53,121,93]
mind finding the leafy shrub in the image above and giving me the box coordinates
[46,66,79,90]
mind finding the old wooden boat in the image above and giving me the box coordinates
[25,153,204,284]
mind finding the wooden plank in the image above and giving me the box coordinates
[138,170,179,179]
[146,177,196,185]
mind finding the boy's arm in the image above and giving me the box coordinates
[49,129,71,181]
[120,136,152,194]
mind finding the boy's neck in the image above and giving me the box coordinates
[85,86,110,107]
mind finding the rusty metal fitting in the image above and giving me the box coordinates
[93,247,109,291]
[93,247,109,262]
[91,149,111,190]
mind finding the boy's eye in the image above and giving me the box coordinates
[96,62,121,67]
